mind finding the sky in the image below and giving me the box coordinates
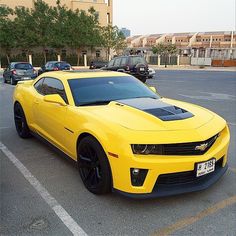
[113,0,236,36]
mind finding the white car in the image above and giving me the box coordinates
[148,68,156,78]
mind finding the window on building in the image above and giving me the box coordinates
[96,50,101,58]
[107,13,110,24]
[94,11,99,20]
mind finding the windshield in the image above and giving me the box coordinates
[68,76,160,106]
[15,63,33,70]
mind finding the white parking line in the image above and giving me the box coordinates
[0,142,87,236]
[0,127,12,130]
[228,122,236,126]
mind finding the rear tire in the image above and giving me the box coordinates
[10,77,16,85]
[14,103,32,138]
[140,77,147,83]
[77,136,112,195]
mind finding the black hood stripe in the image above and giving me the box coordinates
[116,98,194,121]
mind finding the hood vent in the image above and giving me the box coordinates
[116,98,194,121]
[144,106,193,121]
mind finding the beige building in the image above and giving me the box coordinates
[126,31,236,60]
[0,0,113,26]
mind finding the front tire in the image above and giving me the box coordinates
[14,103,32,138]
[77,136,112,194]
[140,77,147,83]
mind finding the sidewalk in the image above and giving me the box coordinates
[149,65,236,72]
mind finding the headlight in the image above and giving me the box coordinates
[131,144,163,155]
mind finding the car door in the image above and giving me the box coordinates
[113,57,122,71]
[106,59,115,71]
[120,57,128,70]
[32,77,69,151]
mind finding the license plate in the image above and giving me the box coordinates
[22,77,31,80]
[196,158,216,177]
[140,67,145,71]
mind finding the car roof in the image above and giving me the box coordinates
[39,71,130,80]
[47,61,68,63]
[11,62,30,64]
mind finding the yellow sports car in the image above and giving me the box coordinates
[13,71,230,198]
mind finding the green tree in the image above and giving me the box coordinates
[152,43,177,67]
[114,31,127,55]
[101,25,127,60]
[48,1,70,60]
[31,0,55,63]
[66,7,102,65]
[0,6,15,63]
[14,6,38,61]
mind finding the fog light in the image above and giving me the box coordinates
[132,168,140,176]
[130,168,148,186]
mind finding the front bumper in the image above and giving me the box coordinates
[114,160,228,199]
[109,125,230,198]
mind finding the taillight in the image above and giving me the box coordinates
[12,70,17,75]
[53,67,59,71]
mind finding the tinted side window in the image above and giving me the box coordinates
[114,58,121,67]
[10,63,15,69]
[42,78,68,103]
[108,59,115,67]
[130,56,146,65]
[34,78,44,94]
[48,63,54,69]
[120,57,128,66]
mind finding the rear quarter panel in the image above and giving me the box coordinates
[13,81,36,128]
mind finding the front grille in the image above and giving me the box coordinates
[162,133,219,155]
[156,157,224,185]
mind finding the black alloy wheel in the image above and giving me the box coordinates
[14,103,31,138]
[77,136,112,194]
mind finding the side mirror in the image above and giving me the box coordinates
[149,86,156,93]
[43,94,67,106]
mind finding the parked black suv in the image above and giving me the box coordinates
[103,55,149,83]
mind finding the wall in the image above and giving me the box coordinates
[191,57,212,66]
[179,56,191,65]
[212,60,236,67]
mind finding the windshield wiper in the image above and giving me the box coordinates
[79,100,112,106]
[131,96,158,99]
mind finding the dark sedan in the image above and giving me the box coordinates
[38,61,72,75]
[89,60,108,69]
[3,62,37,85]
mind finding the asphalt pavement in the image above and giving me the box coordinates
[0,69,236,236]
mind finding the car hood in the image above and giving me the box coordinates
[84,98,216,131]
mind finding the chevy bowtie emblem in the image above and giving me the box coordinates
[195,143,208,151]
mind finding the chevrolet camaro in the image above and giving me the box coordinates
[13,71,230,198]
